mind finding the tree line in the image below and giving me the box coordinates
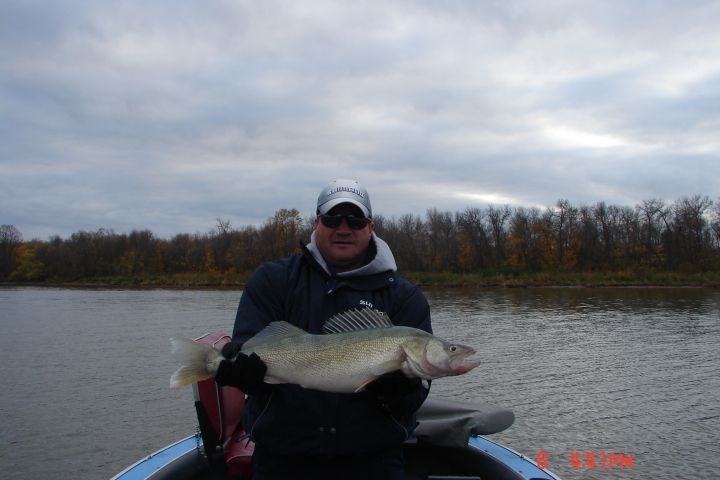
[2,195,719,283]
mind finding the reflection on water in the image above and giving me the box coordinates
[0,287,718,480]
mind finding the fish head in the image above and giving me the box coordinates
[425,338,480,375]
[403,337,480,379]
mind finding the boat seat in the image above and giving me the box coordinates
[193,333,254,479]
[414,397,515,447]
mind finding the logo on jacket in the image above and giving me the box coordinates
[359,300,374,309]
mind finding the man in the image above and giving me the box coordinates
[216,179,432,479]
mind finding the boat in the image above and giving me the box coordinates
[112,333,561,480]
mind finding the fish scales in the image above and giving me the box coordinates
[245,328,421,391]
[170,308,479,393]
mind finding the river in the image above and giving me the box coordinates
[0,286,718,479]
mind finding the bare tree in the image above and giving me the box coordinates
[664,195,713,270]
[551,199,578,268]
[426,209,457,271]
[0,225,23,279]
[636,199,668,268]
[711,197,720,248]
[456,207,490,271]
[507,207,539,270]
[486,205,511,264]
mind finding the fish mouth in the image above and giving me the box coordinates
[450,350,480,374]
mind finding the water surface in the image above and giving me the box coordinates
[0,287,718,479]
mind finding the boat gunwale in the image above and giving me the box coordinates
[110,434,200,480]
[468,435,562,480]
[112,434,563,480]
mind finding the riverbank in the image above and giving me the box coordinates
[405,270,720,287]
[3,270,719,288]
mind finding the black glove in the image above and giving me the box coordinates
[364,370,422,403]
[365,371,428,429]
[221,341,241,360]
[215,343,267,393]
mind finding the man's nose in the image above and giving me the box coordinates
[335,218,353,232]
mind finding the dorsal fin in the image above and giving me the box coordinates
[322,308,393,334]
[242,321,307,350]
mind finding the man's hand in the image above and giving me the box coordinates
[215,342,267,392]
[220,341,241,360]
[364,370,421,402]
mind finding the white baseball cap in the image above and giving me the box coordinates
[316,179,372,218]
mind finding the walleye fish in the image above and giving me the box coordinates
[170,308,479,393]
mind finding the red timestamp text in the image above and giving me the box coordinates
[536,450,634,471]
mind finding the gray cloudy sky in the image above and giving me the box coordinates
[2,0,719,240]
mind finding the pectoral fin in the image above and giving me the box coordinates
[353,360,403,392]
[263,375,285,384]
[353,379,376,393]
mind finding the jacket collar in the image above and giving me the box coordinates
[305,232,397,278]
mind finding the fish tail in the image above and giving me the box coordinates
[169,336,222,388]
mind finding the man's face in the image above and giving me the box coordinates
[314,204,374,272]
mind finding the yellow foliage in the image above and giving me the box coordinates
[10,245,45,281]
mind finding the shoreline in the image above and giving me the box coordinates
[2,271,719,289]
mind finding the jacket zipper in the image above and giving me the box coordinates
[249,390,276,441]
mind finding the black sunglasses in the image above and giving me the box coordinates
[319,214,371,230]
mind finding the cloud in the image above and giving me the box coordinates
[1,0,719,239]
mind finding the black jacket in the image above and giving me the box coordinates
[231,239,431,457]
